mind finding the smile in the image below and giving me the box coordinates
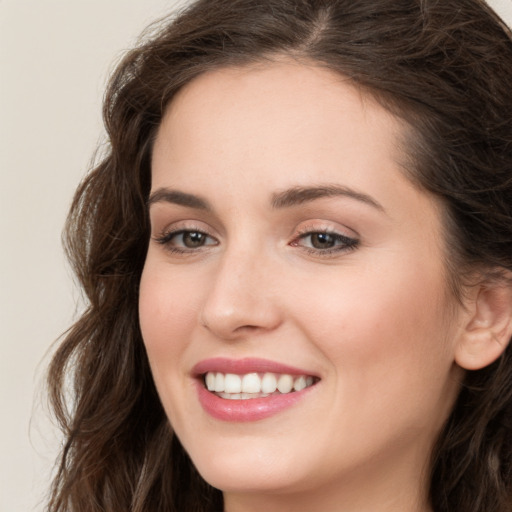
[193,358,320,421]
[204,372,315,399]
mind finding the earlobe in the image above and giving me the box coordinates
[455,277,512,371]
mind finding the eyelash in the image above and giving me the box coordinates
[154,227,359,256]
[291,229,359,256]
[154,227,218,254]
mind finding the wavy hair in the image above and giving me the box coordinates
[47,1,512,510]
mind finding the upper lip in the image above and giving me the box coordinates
[192,357,319,378]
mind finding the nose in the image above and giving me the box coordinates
[200,247,283,340]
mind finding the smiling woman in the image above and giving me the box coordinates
[141,64,463,509]
[47,1,512,512]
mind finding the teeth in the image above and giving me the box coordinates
[206,372,216,391]
[224,373,242,393]
[261,373,277,393]
[217,392,272,400]
[214,372,224,392]
[277,374,293,393]
[242,373,261,393]
[293,375,307,391]
[204,371,316,397]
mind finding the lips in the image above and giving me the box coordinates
[193,358,319,421]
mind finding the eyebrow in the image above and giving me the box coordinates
[271,184,385,212]
[147,188,212,211]
[147,184,385,213]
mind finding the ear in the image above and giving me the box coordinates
[455,276,512,370]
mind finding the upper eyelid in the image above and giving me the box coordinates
[155,230,357,257]
[152,218,359,242]
[296,229,355,239]
[156,226,217,241]
[292,230,360,254]
[147,202,222,235]
[153,219,216,235]
[293,230,358,245]
[294,221,359,238]
[153,229,219,253]
[297,226,346,235]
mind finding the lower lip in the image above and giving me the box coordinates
[196,381,316,422]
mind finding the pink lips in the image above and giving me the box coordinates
[192,357,315,376]
[193,357,318,422]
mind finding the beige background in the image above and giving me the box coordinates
[1,0,511,510]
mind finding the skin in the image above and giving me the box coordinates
[139,61,468,512]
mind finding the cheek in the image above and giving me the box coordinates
[288,257,460,459]
[291,252,455,383]
[138,262,200,359]
[138,262,205,428]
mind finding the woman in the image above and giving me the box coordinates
[47,0,512,511]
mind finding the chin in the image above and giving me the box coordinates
[199,462,306,495]
[182,434,311,494]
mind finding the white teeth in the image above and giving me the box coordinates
[293,375,307,391]
[224,373,242,393]
[261,372,277,393]
[218,392,271,400]
[204,371,316,397]
[214,372,224,392]
[241,392,269,399]
[277,374,294,393]
[206,372,216,391]
[242,373,261,393]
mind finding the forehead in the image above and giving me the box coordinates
[152,61,409,198]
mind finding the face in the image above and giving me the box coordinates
[139,61,465,509]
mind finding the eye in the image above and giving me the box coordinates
[155,229,218,252]
[292,230,359,255]
[176,231,211,248]
[306,232,339,250]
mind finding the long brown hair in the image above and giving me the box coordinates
[47,1,512,510]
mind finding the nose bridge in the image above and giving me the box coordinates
[200,240,281,339]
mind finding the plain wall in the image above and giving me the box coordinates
[0,2,186,510]
[1,0,511,510]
